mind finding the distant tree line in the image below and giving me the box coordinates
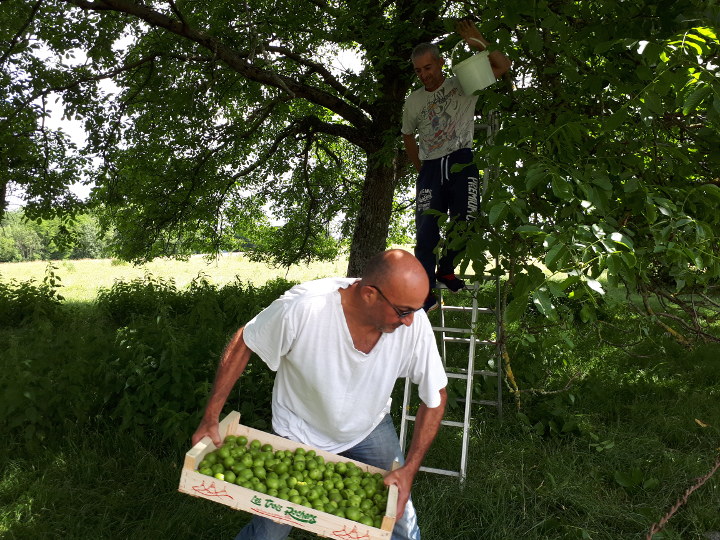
[0,210,112,262]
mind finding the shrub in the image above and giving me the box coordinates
[96,275,295,445]
[96,273,180,326]
[0,265,64,327]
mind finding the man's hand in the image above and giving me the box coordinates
[456,18,489,50]
[383,465,416,519]
[384,389,447,518]
[191,416,222,447]
[455,18,512,78]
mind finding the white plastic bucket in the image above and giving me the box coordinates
[451,38,496,95]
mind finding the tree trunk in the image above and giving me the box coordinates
[0,180,6,220]
[346,152,399,276]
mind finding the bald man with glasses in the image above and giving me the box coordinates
[193,249,447,540]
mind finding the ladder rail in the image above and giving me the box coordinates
[460,284,478,481]
[400,274,503,482]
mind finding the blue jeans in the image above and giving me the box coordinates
[234,414,420,540]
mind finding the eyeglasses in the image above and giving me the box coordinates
[370,285,420,319]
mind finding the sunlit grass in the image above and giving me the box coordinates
[0,252,350,302]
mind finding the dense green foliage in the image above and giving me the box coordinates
[0,277,718,538]
[3,0,716,280]
[442,1,720,363]
[0,272,293,450]
[0,210,111,262]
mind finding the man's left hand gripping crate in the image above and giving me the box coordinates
[178,411,397,540]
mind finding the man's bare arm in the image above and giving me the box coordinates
[191,326,253,446]
[403,133,422,173]
[384,387,447,518]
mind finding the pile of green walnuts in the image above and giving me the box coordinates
[198,434,390,527]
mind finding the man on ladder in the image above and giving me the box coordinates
[401,18,511,312]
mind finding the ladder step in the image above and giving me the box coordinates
[419,466,461,477]
[432,326,473,333]
[439,306,494,314]
[403,415,465,428]
[442,337,497,345]
[442,419,465,428]
[474,399,500,407]
[446,370,498,379]
[456,397,500,406]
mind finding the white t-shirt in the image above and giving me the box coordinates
[243,277,448,453]
[401,76,479,161]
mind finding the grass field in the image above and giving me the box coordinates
[1,255,719,539]
[0,253,350,302]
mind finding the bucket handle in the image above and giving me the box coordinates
[451,37,487,67]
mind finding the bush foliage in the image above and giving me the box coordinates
[0,272,294,450]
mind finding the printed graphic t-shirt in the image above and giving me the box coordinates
[243,277,448,453]
[401,76,479,161]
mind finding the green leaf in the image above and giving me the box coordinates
[545,243,569,270]
[699,183,720,201]
[610,232,634,250]
[623,177,639,193]
[525,28,543,53]
[488,202,507,226]
[694,27,718,42]
[683,84,712,115]
[641,41,663,62]
[515,225,544,236]
[620,252,637,269]
[644,201,658,224]
[604,107,628,132]
[532,288,558,321]
[579,303,596,323]
[642,92,663,115]
[591,173,613,191]
[526,165,549,191]
[614,471,636,488]
[505,295,529,323]
[643,478,660,490]
[551,175,574,201]
[547,281,566,298]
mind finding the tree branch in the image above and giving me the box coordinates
[264,44,366,112]
[62,0,372,131]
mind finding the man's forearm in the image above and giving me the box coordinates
[403,388,447,474]
[384,388,447,518]
[202,327,253,421]
[403,134,422,173]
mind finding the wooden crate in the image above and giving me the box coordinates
[178,411,398,540]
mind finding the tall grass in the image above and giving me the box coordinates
[0,266,718,539]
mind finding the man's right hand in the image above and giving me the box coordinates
[191,417,222,447]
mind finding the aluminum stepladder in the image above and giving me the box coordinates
[398,111,502,482]
[398,277,502,481]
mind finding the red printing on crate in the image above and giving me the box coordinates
[191,480,234,500]
[332,525,371,539]
[249,495,318,524]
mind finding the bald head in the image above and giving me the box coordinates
[361,249,429,299]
